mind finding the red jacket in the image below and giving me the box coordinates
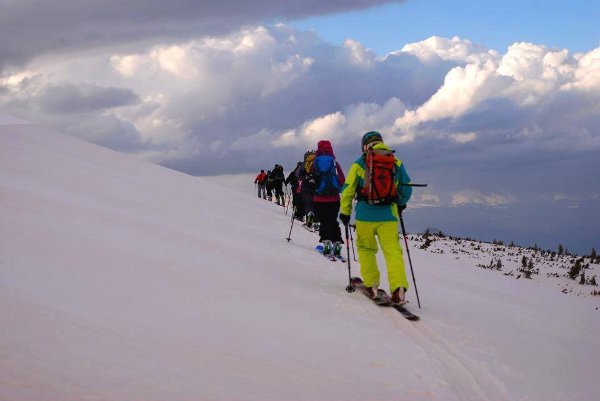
[254,172,267,184]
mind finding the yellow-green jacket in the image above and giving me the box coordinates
[340,142,412,222]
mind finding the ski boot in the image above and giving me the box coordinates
[390,287,407,305]
[333,241,343,257]
[322,240,333,255]
[305,212,314,228]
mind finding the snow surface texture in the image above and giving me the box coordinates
[1,112,599,401]
[409,235,600,297]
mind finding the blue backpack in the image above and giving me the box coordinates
[314,155,341,196]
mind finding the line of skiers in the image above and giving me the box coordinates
[253,131,413,305]
[254,164,286,205]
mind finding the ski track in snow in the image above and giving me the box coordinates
[304,236,509,401]
[387,311,509,401]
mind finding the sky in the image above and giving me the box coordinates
[290,0,600,55]
[0,0,599,253]
[1,115,598,400]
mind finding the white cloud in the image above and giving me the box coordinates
[450,132,477,143]
[343,39,376,67]
[451,191,514,207]
[400,35,496,65]
[567,47,600,91]
[497,43,577,106]
[303,112,346,139]
[111,54,144,77]
[150,45,199,78]
[409,193,442,209]
[553,193,572,202]
[393,58,502,131]
[271,97,408,148]
[0,27,598,181]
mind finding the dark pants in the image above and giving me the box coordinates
[314,201,343,243]
[301,188,315,216]
[257,183,266,198]
[292,191,305,220]
[274,182,284,204]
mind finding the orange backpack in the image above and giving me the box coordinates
[359,148,398,205]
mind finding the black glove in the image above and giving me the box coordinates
[339,213,350,226]
[398,204,407,213]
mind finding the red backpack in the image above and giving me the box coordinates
[359,148,398,205]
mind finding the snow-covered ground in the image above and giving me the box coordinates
[409,234,600,298]
[1,113,599,401]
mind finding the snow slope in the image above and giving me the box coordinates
[1,113,598,401]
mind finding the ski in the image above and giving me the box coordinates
[328,254,345,262]
[350,277,420,320]
[324,252,346,262]
[304,225,318,233]
[392,305,420,321]
[381,288,420,321]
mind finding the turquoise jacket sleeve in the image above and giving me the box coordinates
[397,162,412,207]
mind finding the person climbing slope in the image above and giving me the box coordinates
[272,164,285,206]
[311,140,345,257]
[286,162,305,220]
[254,169,267,199]
[297,150,318,230]
[265,170,274,201]
[339,131,412,305]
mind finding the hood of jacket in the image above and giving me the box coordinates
[369,142,392,152]
[316,140,335,157]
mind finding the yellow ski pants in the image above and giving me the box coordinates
[355,220,409,293]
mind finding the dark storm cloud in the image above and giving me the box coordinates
[38,83,140,114]
[180,42,449,142]
[452,97,530,134]
[0,0,403,69]
[80,114,149,151]
[379,51,458,107]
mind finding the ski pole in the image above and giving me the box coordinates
[344,223,355,293]
[399,183,428,187]
[399,214,421,308]
[285,206,296,242]
[349,224,357,262]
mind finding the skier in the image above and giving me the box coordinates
[339,131,412,305]
[285,162,305,220]
[254,169,267,199]
[265,170,274,201]
[311,140,345,257]
[272,164,285,206]
[297,150,318,229]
